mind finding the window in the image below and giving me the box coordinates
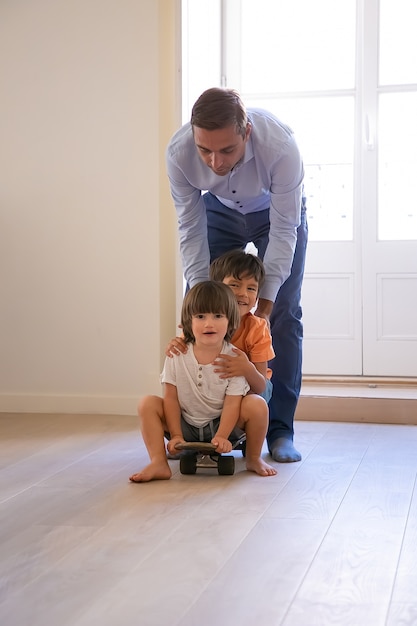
[378,0,417,240]
[183,0,417,243]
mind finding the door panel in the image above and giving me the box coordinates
[302,242,362,375]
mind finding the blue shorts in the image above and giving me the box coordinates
[261,379,273,404]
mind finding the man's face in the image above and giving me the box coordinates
[193,123,251,176]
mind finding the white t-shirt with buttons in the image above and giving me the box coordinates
[160,341,249,428]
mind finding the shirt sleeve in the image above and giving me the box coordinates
[260,134,304,302]
[225,375,250,397]
[166,150,210,288]
[160,356,176,386]
[247,318,275,363]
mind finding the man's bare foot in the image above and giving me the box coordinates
[129,460,172,483]
[246,457,277,477]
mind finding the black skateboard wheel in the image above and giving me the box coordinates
[217,455,235,475]
[180,453,197,474]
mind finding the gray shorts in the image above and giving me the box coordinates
[165,415,244,444]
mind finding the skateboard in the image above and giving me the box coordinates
[174,435,246,476]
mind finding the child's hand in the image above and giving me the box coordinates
[213,347,249,379]
[211,436,232,453]
[165,334,187,357]
[168,435,185,454]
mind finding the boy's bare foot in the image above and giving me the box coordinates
[246,457,277,477]
[129,460,172,483]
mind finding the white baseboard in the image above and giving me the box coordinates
[0,394,139,416]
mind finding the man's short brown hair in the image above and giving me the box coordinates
[191,88,248,139]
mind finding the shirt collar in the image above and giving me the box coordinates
[232,135,254,172]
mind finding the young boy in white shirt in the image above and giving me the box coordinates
[129,281,277,483]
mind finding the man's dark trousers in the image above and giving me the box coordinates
[204,191,308,449]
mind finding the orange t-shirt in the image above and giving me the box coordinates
[231,313,275,379]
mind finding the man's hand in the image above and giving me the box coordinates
[254,297,274,327]
[213,347,250,379]
[211,435,232,453]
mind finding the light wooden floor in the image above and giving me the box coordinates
[1,413,417,626]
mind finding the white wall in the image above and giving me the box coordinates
[0,0,180,415]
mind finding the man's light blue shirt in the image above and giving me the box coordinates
[166,108,304,302]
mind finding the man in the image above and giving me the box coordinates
[166,87,308,462]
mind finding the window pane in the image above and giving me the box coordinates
[181,0,221,122]
[246,97,354,241]
[378,93,417,240]
[240,0,356,92]
[379,0,417,85]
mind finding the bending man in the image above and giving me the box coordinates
[166,87,308,462]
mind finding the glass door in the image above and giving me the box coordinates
[182,0,417,376]
[223,0,362,375]
[362,0,417,375]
